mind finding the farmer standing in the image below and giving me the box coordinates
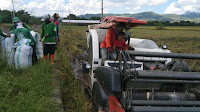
[41,14,56,65]
[50,13,60,43]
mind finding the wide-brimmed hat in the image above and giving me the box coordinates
[41,14,50,21]
[13,17,20,23]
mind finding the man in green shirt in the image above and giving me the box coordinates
[9,17,30,33]
[41,14,56,64]
[11,22,38,64]
[0,16,10,37]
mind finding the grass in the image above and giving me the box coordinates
[0,57,58,112]
[56,25,91,111]
[131,26,200,71]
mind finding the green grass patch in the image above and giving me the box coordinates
[56,25,91,111]
[0,58,58,112]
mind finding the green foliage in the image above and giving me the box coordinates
[89,16,101,20]
[0,10,41,24]
[147,20,200,26]
[154,22,165,30]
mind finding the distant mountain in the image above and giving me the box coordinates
[181,11,200,19]
[78,11,200,23]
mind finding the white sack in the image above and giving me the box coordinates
[0,36,3,53]
[14,39,31,47]
[15,45,33,69]
[30,31,43,58]
[2,34,15,65]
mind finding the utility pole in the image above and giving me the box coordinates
[101,0,103,18]
[11,0,15,18]
[66,1,72,20]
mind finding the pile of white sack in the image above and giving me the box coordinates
[0,31,43,69]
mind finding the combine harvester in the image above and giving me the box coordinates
[64,16,200,112]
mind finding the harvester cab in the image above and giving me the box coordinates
[82,16,200,112]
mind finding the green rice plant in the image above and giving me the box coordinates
[131,26,200,71]
[56,25,91,112]
[0,57,58,112]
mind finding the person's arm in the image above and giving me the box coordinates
[9,25,14,32]
[105,28,112,48]
[23,23,31,31]
[41,24,44,38]
[123,41,128,50]
[0,29,7,37]
[27,30,36,45]
[127,44,134,50]
[113,41,117,50]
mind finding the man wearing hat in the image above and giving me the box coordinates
[100,22,125,64]
[9,17,30,32]
[41,14,56,65]
[11,22,38,64]
[50,13,60,43]
[0,16,10,37]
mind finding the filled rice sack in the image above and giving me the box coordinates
[30,31,43,58]
[2,34,15,65]
[15,45,33,69]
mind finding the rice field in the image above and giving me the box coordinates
[1,24,200,111]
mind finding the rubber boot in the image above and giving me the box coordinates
[50,54,55,65]
[43,55,48,61]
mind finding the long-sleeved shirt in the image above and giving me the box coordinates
[41,22,56,44]
[100,28,116,48]
[11,28,36,45]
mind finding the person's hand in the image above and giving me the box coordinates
[129,48,135,50]
[45,35,48,38]
[107,47,113,53]
[7,34,11,37]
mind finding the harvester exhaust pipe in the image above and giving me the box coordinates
[128,51,200,59]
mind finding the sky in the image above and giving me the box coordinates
[1,0,200,17]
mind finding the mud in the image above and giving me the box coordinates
[70,50,98,112]
[71,50,87,81]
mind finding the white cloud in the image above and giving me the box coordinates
[138,0,168,6]
[0,0,12,10]
[0,0,170,17]
[164,0,200,14]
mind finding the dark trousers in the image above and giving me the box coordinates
[30,45,38,64]
[43,44,56,55]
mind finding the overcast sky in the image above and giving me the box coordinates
[1,0,200,17]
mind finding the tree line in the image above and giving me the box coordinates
[147,21,200,26]
[0,10,41,25]
[0,10,200,26]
